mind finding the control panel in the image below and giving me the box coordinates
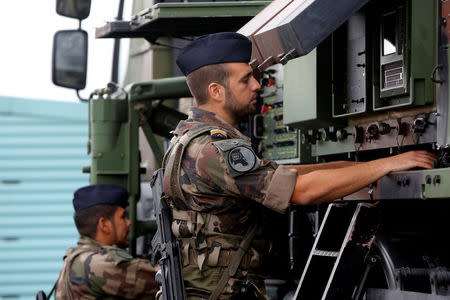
[256,65,310,164]
[275,0,438,165]
[314,108,437,157]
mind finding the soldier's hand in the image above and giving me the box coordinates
[385,151,437,172]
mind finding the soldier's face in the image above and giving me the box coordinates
[224,63,261,121]
[111,206,131,248]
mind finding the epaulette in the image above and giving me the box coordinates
[210,129,228,139]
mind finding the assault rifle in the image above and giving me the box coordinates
[150,168,186,300]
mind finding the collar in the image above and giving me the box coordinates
[77,236,105,249]
[187,107,250,142]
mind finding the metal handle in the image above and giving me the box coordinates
[430,64,444,84]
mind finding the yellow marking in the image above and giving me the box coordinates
[210,129,227,138]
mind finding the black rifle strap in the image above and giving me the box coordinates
[47,281,57,299]
[209,221,259,300]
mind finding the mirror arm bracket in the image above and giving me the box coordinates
[77,90,88,102]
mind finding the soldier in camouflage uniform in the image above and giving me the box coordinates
[54,184,159,300]
[162,32,436,299]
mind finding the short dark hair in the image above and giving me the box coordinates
[73,205,117,239]
[186,63,230,105]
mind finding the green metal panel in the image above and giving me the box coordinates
[422,168,450,199]
[96,1,271,40]
[283,38,341,130]
[140,1,270,19]
[283,49,318,127]
[152,37,174,79]
[410,0,437,106]
[88,96,140,244]
[315,126,356,156]
[0,96,89,300]
[373,0,437,110]
[444,46,450,147]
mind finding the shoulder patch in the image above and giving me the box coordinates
[228,146,256,172]
[212,139,259,177]
[104,246,133,265]
[210,129,228,139]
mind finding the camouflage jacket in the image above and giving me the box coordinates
[162,107,297,298]
[54,236,158,300]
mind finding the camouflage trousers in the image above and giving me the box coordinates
[182,265,268,300]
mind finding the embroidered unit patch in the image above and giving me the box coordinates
[212,139,260,177]
[228,146,256,173]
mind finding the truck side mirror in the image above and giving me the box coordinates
[56,0,91,20]
[52,30,88,90]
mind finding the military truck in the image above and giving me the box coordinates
[53,0,450,298]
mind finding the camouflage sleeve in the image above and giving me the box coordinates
[70,250,159,300]
[192,139,297,214]
[263,164,298,213]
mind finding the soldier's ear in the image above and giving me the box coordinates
[97,217,113,235]
[207,82,225,103]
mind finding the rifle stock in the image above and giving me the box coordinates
[151,168,186,300]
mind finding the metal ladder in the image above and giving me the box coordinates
[293,202,380,300]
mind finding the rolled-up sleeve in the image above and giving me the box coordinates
[192,141,297,214]
[261,165,297,213]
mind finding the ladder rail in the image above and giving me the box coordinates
[321,203,367,299]
[293,203,337,299]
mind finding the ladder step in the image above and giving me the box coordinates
[294,203,381,299]
[312,250,340,257]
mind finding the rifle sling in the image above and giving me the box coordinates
[208,221,258,300]
[44,281,57,300]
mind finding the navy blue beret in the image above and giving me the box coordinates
[176,32,252,76]
[73,184,128,212]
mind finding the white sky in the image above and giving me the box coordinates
[0,0,131,102]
